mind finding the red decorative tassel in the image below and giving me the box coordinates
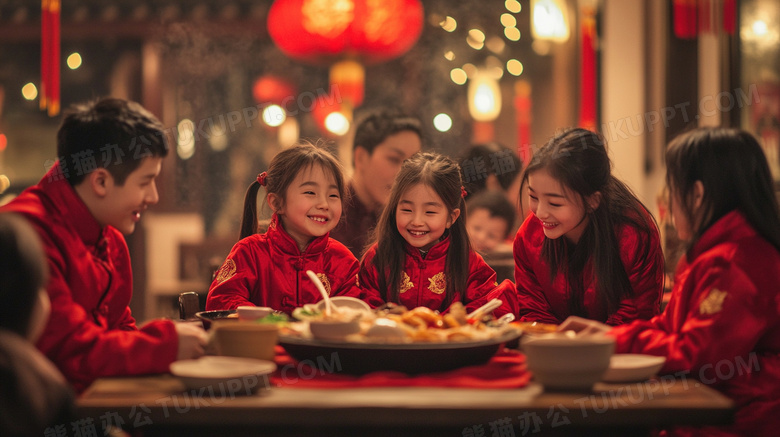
[513,81,532,167]
[579,10,597,132]
[673,0,698,39]
[49,0,60,116]
[723,0,737,35]
[40,0,50,110]
[40,0,60,116]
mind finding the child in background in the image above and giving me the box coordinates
[466,191,516,254]
[360,152,514,315]
[206,142,363,315]
[513,128,664,325]
[610,128,780,437]
[0,214,73,437]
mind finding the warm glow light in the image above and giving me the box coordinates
[208,124,228,152]
[462,63,478,78]
[468,29,486,42]
[444,50,455,61]
[433,113,452,132]
[67,53,82,70]
[753,20,769,36]
[507,59,524,76]
[21,83,37,100]
[278,117,300,147]
[450,68,468,85]
[0,134,7,152]
[486,36,506,53]
[504,27,521,41]
[177,119,195,160]
[532,0,570,42]
[467,29,485,50]
[505,0,522,13]
[501,13,517,28]
[325,112,350,136]
[263,104,286,127]
[440,16,457,32]
[468,70,502,122]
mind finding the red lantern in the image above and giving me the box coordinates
[252,75,298,107]
[268,0,424,65]
[267,0,424,108]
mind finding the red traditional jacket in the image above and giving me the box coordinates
[0,162,178,393]
[205,214,363,314]
[359,237,514,315]
[513,210,664,325]
[610,211,780,437]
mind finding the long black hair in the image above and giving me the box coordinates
[666,127,780,254]
[372,152,470,311]
[239,140,347,240]
[519,128,659,317]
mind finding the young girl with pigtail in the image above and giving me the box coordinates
[359,152,515,315]
[206,141,363,315]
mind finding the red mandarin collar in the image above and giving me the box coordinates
[404,234,451,262]
[265,213,331,256]
[39,161,107,248]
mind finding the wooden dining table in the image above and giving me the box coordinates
[74,353,734,437]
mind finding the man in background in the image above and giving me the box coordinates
[331,108,422,257]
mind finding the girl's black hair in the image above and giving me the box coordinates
[239,140,347,240]
[372,152,470,311]
[666,127,780,254]
[519,128,659,317]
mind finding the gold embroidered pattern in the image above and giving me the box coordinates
[316,273,332,295]
[428,272,446,295]
[399,272,414,294]
[215,259,237,284]
[700,288,728,315]
[355,274,360,288]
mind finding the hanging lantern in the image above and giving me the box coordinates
[329,59,365,107]
[531,0,570,43]
[252,75,298,107]
[267,0,424,111]
[468,70,502,122]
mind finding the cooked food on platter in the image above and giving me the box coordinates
[282,300,520,344]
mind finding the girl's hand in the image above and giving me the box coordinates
[174,321,208,360]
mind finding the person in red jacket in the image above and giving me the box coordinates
[359,152,515,315]
[206,142,363,315]
[0,98,207,393]
[513,128,664,325]
[610,128,780,437]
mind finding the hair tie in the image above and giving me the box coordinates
[257,171,268,186]
[461,186,468,198]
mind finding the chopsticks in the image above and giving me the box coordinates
[466,298,503,322]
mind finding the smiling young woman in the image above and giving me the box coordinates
[512,128,665,326]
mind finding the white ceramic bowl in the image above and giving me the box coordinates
[170,356,276,393]
[316,296,371,312]
[237,306,273,321]
[602,354,666,383]
[309,319,361,341]
[521,334,615,391]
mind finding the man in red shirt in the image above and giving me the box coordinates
[330,108,422,257]
[1,97,206,393]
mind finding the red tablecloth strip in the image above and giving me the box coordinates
[270,347,530,389]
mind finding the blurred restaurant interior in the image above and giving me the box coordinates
[0,0,778,320]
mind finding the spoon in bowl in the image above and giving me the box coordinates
[306,270,334,317]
